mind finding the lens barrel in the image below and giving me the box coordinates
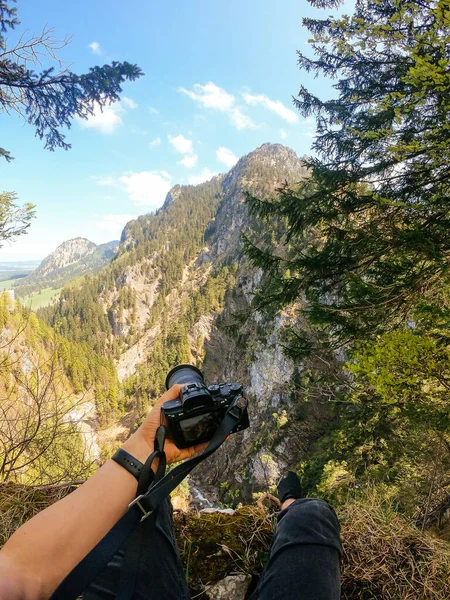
[165,364,205,390]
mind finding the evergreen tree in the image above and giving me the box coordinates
[0,0,143,161]
[0,0,142,247]
[0,191,34,249]
[243,0,450,512]
[245,0,450,347]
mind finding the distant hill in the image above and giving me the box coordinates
[15,237,119,297]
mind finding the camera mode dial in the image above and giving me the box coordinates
[208,384,220,394]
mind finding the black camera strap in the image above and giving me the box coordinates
[50,395,248,600]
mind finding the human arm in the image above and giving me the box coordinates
[0,384,206,600]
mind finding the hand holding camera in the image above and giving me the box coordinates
[132,364,249,464]
[162,364,249,449]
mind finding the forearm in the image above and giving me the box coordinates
[0,432,152,600]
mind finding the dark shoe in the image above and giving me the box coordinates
[277,471,303,504]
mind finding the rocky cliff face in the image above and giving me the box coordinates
[114,143,307,381]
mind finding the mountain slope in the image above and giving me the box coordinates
[40,143,322,500]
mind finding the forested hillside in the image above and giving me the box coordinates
[24,144,316,504]
[38,145,307,430]
[1,142,308,490]
[0,293,121,485]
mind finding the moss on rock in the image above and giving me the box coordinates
[174,506,274,597]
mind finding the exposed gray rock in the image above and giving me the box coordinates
[161,184,182,211]
[248,316,295,405]
[251,448,284,487]
[205,574,252,600]
[200,507,235,514]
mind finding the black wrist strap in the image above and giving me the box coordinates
[112,449,144,481]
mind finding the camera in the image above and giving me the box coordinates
[162,364,249,449]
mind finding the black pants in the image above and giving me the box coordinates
[83,497,341,600]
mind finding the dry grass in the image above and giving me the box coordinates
[339,496,450,599]
[0,481,82,547]
[1,483,450,599]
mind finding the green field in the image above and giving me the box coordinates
[24,287,62,310]
[0,279,15,290]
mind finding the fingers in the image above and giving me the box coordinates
[169,441,209,464]
[155,384,226,463]
[154,384,185,408]
[187,442,209,457]
[155,384,188,428]
[193,441,209,454]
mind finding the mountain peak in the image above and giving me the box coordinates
[222,143,305,193]
[251,142,297,156]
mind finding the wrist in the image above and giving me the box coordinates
[121,431,154,464]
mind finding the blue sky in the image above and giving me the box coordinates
[1,0,341,261]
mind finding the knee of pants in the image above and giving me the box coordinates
[278,498,341,551]
[286,498,338,522]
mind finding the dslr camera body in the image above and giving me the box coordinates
[162,364,249,449]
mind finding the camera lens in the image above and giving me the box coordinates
[165,364,205,390]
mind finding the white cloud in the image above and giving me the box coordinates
[179,82,256,130]
[79,102,123,134]
[121,97,138,110]
[93,171,171,209]
[230,108,256,130]
[179,82,234,112]
[188,168,216,185]
[242,92,299,124]
[279,129,288,139]
[96,214,136,235]
[119,171,172,208]
[149,137,161,148]
[148,106,159,114]
[168,134,199,168]
[216,147,238,168]
[78,97,139,135]
[88,41,103,55]
[178,154,198,168]
[168,134,194,155]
